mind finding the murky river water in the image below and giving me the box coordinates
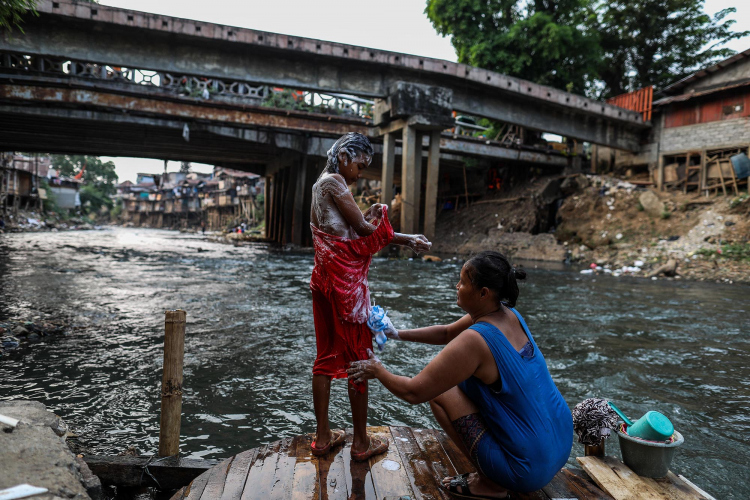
[1,228,748,498]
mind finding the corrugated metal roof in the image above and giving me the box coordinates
[654,78,750,106]
[662,48,750,95]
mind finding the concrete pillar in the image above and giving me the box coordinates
[292,157,308,246]
[264,175,271,239]
[423,130,441,242]
[381,132,396,208]
[400,125,418,234]
[282,167,296,245]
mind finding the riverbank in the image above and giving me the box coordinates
[0,208,102,233]
[432,173,750,284]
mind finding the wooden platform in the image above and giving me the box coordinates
[170,426,615,500]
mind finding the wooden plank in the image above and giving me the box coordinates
[543,471,591,500]
[641,473,715,500]
[676,475,716,500]
[239,443,274,500]
[83,455,218,490]
[341,429,377,500]
[391,426,450,500]
[200,457,234,500]
[577,456,667,500]
[220,448,260,500]
[514,491,548,500]
[245,440,284,500]
[367,426,413,500]
[410,428,458,484]
[184,469,211,500]
[269,437,298,500]
[566,469,614,500]
[169,487,186,500]
[316,433,348,500]
[290,434,320,500]
[430,428,476,476]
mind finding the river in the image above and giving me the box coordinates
[0,228,748,498]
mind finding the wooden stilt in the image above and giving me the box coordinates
[159,310,186,457]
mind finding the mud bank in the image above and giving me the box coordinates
[432,173,750,284]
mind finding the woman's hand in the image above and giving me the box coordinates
[347,349,385,384]
[363,203,385,224]
[410,234,432,254]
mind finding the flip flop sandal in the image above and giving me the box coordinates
[442,473,511,500]
[311,429,345,456]
[350,436,389,462]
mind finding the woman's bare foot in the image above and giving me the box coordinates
[442,472,509,499]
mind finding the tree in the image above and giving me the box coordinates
[425,0,602,94]
[0,0,38,33]
[594,0,749,97]
[51,156,118,215]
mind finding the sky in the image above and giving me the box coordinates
[98,0,750,183]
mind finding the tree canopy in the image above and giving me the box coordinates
[594,0,748,97]
[0,0,38,33]
[425,0,748,97]
[51,155,118,213]
[426,0,601,94]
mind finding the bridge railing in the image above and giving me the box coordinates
[1,50,493,135]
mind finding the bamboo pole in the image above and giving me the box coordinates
[159,310,186,457]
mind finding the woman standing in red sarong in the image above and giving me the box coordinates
[310,132,432,461]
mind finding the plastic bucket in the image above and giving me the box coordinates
[618,428,684,478]
[627,410,674,441]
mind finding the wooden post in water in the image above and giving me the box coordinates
[159,310,186,457]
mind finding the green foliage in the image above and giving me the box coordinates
[51,155,117,216]
[80,184,113,214]
[425,0,748,97]
[660,209,671,219]
[109,202,123,220]
[425,0,601,94]
[255,194,265,205]
[729,193,749,209]
[594,0,749,96]
[636,202,644,212]
[262,89,338,114]
[697,243,750,262]
[51,155,118,196]
[0,0,38,33]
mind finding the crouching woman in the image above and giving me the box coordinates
[348,251,572,499]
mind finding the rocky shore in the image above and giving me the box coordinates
[0,318,81,358]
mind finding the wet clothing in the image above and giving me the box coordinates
[458,310,573,492]
[310,208,394,390]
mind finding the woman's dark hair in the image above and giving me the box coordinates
[464,251,527,308]
[324,132,374,174]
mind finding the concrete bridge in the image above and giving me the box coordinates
[0,0,650,245]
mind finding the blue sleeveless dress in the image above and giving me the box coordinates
[458,309,573,492]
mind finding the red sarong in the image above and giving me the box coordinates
[310,208,394,391]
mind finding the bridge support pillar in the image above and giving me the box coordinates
[401,125,421,235]
[381,132,396,208]
[374,82,454,242]
[423,130,441,242]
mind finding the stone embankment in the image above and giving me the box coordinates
[0,400,102,499]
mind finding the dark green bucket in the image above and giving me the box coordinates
[617,428,684,478]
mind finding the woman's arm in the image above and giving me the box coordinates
[391,232,431,254]
[348,330,484,404]
[398,314,473,345]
